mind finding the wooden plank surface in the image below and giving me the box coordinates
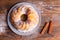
[0,0,60,40]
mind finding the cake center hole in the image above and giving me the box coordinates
[21,14,28,21]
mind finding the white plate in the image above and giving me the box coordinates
[7,2,41,36]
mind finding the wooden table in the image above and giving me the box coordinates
[0,0,60,40]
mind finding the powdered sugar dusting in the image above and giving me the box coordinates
[0,26,6,35]
[0,20,6,35]
[0,9,7,35]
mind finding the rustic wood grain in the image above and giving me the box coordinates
[0,0,60,40]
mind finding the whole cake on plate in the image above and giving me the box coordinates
[10,4,39,32]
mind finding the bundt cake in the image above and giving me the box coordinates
[10,4,39,32]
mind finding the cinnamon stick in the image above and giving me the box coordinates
[48,20,53,34]
[40,22,49,34]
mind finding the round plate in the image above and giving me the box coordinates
[7,2,41,36]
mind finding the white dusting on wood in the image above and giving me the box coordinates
[0,20,7,35]
[0,26,6,35]
[0,9,7,35]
